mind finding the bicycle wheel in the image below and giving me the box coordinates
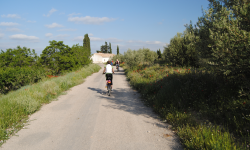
[108,85,111,96]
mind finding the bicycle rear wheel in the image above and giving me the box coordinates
[107,85,111,96]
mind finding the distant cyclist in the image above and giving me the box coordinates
[116,59,120,70]
[103,61,115,90]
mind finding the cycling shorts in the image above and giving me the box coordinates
[106,74,113,85]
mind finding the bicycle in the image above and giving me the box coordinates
[107,79,112,96]
[103,72,114,96]
[116,64,119,72]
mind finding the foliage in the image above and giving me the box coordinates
[197,0,250,102]
[71,43,91,67]
[40,40,76,75]
[111,53,124,64]
[100,41,112,53]
[83,34,91,57]
[163,0,250,75]
[123,63,249,149]
[0,66,46,94]
[156,49,162,59]
[163,27,199,68]
[162,0,250,110]
[109,42,112,54]
[0,46,39,68]
[117,45,119,55]
[123,48,157,70]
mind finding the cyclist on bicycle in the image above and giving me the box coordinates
[116,59,120,70]
[103,61,115,90]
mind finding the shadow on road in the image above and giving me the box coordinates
[87,86,183,150]
[88,87,162,126]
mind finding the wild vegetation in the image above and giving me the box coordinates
[118,0,250,149]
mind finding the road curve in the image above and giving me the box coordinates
[0,64,183,150]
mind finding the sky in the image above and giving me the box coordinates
[0,0,210,56]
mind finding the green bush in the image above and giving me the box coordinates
[0,46,39,68]
[123,48,157,70]
[0,66,46,94]
[123,64,249,149]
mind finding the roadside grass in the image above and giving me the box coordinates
[122,63,250,150]
[0,64,101,145]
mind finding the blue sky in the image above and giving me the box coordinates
[0,0,210,55]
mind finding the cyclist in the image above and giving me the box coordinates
[116,59,120,70]
[103,61,115,90]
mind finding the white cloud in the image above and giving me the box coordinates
[106,38,123,43]
[57,28,77,31]
[0,33,4,38]
[27,20,36,23]
[6,28,22,32]
[56,34,70,38]
[73,35,122,43]
[68,16,116,24]
[73,36,84,41]
[1,14,21,19]
[68,13,81,16]
[145,41,163,44]
[73,36,103,41]
[126,40,164,45]
[90,37,104,41]
[43,8,57,17]
[45,23,63,28]
[9,34,39,40]
[45,33,53,37]
[0,22,19,26]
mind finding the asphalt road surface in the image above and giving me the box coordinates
[0,64,183,150]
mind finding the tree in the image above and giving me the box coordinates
[71,44,90,67]
[0,46,38,68]
[99,41,112,53]
[40,40,75,75]
[109,42,112,53]
[83,34,91,57]
[157,49,162,59]
[117,45,119,55]
[104,41,108,53]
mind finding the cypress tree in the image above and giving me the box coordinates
[158,49,162,59]
[117,45,119,55]
[109,42,112,54]
[83,34,91,57]
[104,41,108,53]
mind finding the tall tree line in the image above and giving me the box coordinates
[98,41,112,53]
[162,0,250,97]
[163,0,250,73]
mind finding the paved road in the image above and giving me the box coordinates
[0,64,183,150]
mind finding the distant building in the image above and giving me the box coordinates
[91,53,116,63]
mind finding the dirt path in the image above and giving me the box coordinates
[0,64,183,150]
